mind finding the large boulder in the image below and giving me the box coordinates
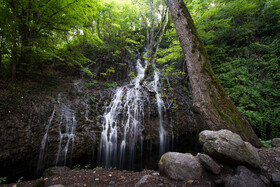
[158,152,202,180]
[272,138,280,147]
[198,153,221,175]
[199,129,260,167]
[215,166,266,187]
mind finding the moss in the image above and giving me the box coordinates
[159,156,164,164]
[180,1,209,58]
[33,179,45,187]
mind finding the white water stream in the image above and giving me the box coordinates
[55,103,77,166]
[98,58,169,169]
[98,59,148,169]
[35,107,56,175]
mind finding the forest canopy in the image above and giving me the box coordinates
[0,0,279,139]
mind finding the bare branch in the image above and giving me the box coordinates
[135,0,150,42]
[153,8,169,63]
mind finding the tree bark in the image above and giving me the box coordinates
[165,0,261,147]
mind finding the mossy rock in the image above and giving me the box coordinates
[33,179,45,187]
[43,166,70,178]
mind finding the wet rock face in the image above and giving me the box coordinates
[0,61,206,180]
[158,152,202,180]
[199,129,261,167]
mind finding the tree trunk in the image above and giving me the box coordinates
[165,0,261,147]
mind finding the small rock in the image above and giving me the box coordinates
[49,185,65,187]
[199,153,221,175]
[152,172,160,176]
[271,171,280,187]
[199,129,260,167]
[272,138,280,147]
[159,152,202,180]
[262,166,268,172]
[215,166,266,187]
[109,181,115,185]
[135,175,153,187]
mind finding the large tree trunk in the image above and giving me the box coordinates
[166,0,262,147]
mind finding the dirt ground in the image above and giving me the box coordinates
[2,169,212,187]
[1,147,279,187]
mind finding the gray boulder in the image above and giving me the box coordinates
[159,152,202,180]
[199,129,260,167]
[215,166,266,187]
[199,153,221,175]
[272,138,280,147]
[271,171,280,187]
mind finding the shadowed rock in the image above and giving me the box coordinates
[198,153,221,175]
[215,166,266,187]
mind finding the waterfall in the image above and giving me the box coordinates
[98,59,148,169]
[55,103,77,166]
[37,56,170,172]
[35,107,56,176]
[151,69,167,156]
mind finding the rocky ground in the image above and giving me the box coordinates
[0,147,279,187]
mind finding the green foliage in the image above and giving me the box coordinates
[94,166,103,170]
[104,82,118,88]
[16,176,23,183]
[0,177,7,184]
[259,139,272,148]
[128,72,136,80]
[84,164,91,170]
[187,0,280,139]
[73,164,81,170]
[85,80,98,88]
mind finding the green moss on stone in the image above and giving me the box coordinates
[33,179,45,187]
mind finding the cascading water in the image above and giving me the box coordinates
[36,56,171,173]
[146,69,167,156]
[35,107,56,176]
[154,70,167,156]
[55,103,77,166]
[98,59,148,169]
[36,92,77,176]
